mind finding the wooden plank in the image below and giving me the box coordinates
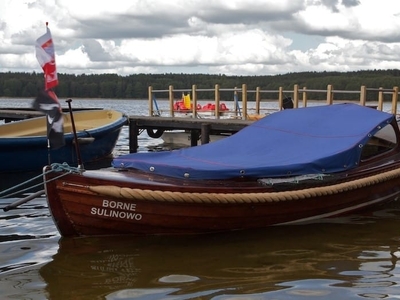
[129,116,252,131]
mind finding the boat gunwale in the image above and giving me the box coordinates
[0,109,127,138]
[46,161,400,205]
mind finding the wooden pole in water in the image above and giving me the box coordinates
[129,121,139,153]
[201,123,210,145]
[190,130,199,147]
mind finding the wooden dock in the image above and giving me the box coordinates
[0,108,252,153]
[2,83,399,154]
[127,116,252,152]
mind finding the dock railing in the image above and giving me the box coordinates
[148,84,399,120]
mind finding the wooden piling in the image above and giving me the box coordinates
[129,121,139,153]
[190,130,199,147]
[201,123,211,145]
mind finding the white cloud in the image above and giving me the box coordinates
[0,0,400,76]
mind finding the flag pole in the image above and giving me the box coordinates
[66,99,84,171]
[43,22,51,164]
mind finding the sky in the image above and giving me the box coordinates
[1,0,400,76]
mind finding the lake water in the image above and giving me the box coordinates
[0,98,400,299]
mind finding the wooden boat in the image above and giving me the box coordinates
[0,109,127,173]
[43,103,400,237]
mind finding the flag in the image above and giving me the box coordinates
[35,24,58,90]
[33,89,65,149]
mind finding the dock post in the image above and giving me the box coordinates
[148,86,153,116]
[359,85,367,106]
[293,84,299,108]
[391,86,398,114]
[242,84,247,120]
[169,85,174,117]
[327,84,333,105]
[201,124,211,144]
[302,86,308,107]
[378,87,384,111]
[215,84,220,119]
[129,121,139,153]
[190,130,199,147]
[192,84,197,116]
[255,87,261,115]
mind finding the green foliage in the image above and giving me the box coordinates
[0,69,399,100]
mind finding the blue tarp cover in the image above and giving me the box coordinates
[113,104,394,180]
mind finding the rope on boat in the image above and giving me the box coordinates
[49,162,83,174]
[0,173,44,199]
[88,166,400,204]
[0,162,81,199]
[1,162,82,211]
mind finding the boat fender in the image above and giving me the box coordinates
[75,137,95,145]
[146,128,164,138]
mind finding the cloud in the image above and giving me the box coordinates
[0,0,400,76]
[82,40,112,61]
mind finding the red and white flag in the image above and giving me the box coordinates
[34,24,64,149]
[35,24,58,90]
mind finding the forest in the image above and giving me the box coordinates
[1,69,400,100]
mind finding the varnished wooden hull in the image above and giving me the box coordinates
[43,164,400,237]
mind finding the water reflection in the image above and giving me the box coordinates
[39,208,400,299]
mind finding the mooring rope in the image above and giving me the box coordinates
[88,166,400,204]
[0,162,81,199]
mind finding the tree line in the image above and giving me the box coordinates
[1,69,400,101]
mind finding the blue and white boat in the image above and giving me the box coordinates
[0,109,127,173]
